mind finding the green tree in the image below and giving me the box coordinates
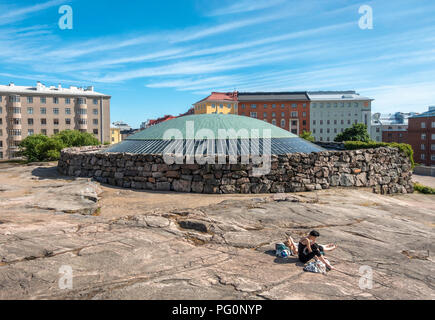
[299,130,315,142]
[334,123,371,142]
[54,130,99,147]
[19,130,100,162]
[19,134,66,162]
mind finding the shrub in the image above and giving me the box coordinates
[343,141,415,169]
[54,130,99,147]
[299,130,315,142]
[414,183,435,194]
[19,130,100,162]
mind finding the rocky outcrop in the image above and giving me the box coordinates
[58,146,414,194]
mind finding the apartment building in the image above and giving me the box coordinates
[110,127,122,144]
[408,106,435,166]
[238,92,310,135]
[193,92,238,115]
[0,82,111,160]
[308,91,373,142]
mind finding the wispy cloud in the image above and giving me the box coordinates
[0,0,67,25]
[207,0,285,16]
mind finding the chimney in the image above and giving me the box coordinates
[58,83,62,89]
[9,82,14,87]
[86,86,94,92]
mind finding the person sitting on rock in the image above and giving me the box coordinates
[298,230,337,271]
[284,235,298,255]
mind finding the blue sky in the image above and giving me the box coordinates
[1,0,434,128]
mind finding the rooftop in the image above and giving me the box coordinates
[194,91,238,104]
[409,106,435,118]
[0,82,110,97]
[238,92,309,101]
[308,91,373,101]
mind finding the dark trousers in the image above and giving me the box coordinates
[298,243,324,263]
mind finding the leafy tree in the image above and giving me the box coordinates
[54,130,99,147]
[19,130,100,162]
[19,134,65,162]
[334,123,371,143]
[299,130,315,142]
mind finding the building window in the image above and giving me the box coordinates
[263,112,267,118]
[303,103,307,108]
[421,154,425,160]
[27,97,33,103]
[432,134,435,140]
[431,144,435,151]
[0,96,2,102]
[281,119,285,127]
[40,97,46,104]
[313,120,316,125]
[251,104,257,109]
[241,104,245,109]
[272,112,276,118]
[0,107,2,114]
[9,96,20,102]
[79,108,87,115]
[41,129,47,135]
[93,129,99,134]
[65,98,71,104]
[54,119,59,125]
[302,120,306,126]
[431,155,435,161]
[272,119,276,125]
[53,129,59,134]
[41,119,47,125]
[93,119,98,125]
[220,104,223,109]
[281,104,285,108]
[53,97,59,104]
[65,118,71,125]
[40,107,46,114]
[302,112,306,117]
[28,129,34,136]
[53,108,59,114]
[422,133,426,139]
[421,122,426,128]
[27,107,33,114]
[432,122,435,128]
[421,144,425,150]
[272,104,276,109]
[66,108,71,115]
[250,112,257,118]
[327,120,330,125]
[281,112,285,117]
[320,120,323,125]
[77,98,86,105]
[28,118,34,125]
[291,111,298,118]
[93,99,98,105]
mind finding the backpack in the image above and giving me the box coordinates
[303,260,327,274]
[275,243,292,258]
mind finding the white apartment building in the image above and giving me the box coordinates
[308,91,373,142]
[0,82,111,160]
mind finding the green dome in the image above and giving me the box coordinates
[106,114,324,155]
[127,114,297,140]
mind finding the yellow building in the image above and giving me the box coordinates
[110,127,122,144]
[193,92,238,115]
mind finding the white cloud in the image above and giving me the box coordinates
[0,0,67,25]
[208,0,285,16]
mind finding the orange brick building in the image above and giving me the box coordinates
[237,92,310,135]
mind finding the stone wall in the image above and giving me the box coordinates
[58,146,414,194]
